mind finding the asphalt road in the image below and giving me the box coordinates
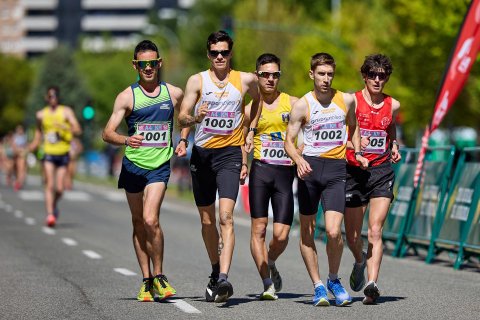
[0,176,479,320]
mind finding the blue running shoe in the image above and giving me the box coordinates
[327,278,352,306]
[312,284,330,306]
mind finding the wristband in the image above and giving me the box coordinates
[392,140,400,148]
[354,151,363,157]
[248,127,257,134]
[179,138,189,148]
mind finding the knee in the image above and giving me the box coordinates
[273,233,289,247]
[368,226,383,243]
[219,210,234,228]
[252,225,267,240]
[346,233,360,249]
[326,228,342,241]
[143,216,159,231]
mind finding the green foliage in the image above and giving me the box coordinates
[0,54,33,135]
[25,45,89,126]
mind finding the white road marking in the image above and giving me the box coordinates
[14,210,24,218]
[42,227,56,235]
[0,201,5,209]
[64,191,91,201]
[82,250,102,259]
[169,299,201,314]
[25,217,36,225]
[104,191,127,202]
[5,204,12,212]
[62,238,78,246]
[18,190,44,201]
[113,268,137,276]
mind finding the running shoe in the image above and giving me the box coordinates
[214,279,233,303]
[312,284,330,306]
[153,274,176,300]
[46,214,56,228]
[260,284,278,300]
[350,251,367,292]
[137,278,154,302]
[363,281,380,305]
[205,273,219,302]
[327,278,352,306]
[270,264,283,292]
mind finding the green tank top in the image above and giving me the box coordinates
[124,82,174,170]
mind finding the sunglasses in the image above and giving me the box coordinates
[208,50,231,57]
[133,59,161,69]
[257,71,282,79]
[366,71,388,81]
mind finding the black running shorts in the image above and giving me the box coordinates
[249,160,295,225]
[298,156,346,215]
[345,162,395,208]
[190,145,242,207]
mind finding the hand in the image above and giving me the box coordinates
[356,154,369,169]
[391,147,401,163]
[195,102,209,123]
[240,164,248,185]
[361,136,370,150]
[175,141,187,157]
[244,131,254,153]
[126,134,144,148]
[296,157,313,179]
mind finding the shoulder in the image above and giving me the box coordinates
[239,71,256,83]
[342,91,355,105]
[391,97,400,111]
[186,73,202,90]
[165,83,183,101]
[287,93,299,106]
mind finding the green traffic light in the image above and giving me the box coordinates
[83,105,95,120]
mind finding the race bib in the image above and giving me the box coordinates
[45,131,59,144]
[260,141,291,165]
[361,129,387,154]
[312,121,345,147]
[202,110,235,135]
[136,123,170,147]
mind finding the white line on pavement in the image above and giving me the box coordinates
[104,191,127,202]
[62,238,78,246]
[113,268,137,276]
[169,299,201,314]
[18,190,43,201]
[5,204,12,212]
[63,191,91,201]
[42,226,56,235]
[82,250,102,259]
[14,210,23,218]
[25,217,36,225]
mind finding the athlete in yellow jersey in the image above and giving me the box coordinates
[29,86,82,227]
[285,53,368,307]
[245,53,298,300]
[178,31,261,303]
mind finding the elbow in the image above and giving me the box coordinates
[101,130,108,143]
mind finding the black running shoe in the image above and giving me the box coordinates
[205,274,219,302]
[215,279,233,303]
[363,281,380,305]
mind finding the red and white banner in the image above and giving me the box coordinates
[414,0,480,186]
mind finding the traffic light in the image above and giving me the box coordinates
[82,105,95,120]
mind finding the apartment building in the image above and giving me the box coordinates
[0,0,193,58]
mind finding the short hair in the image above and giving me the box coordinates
[47,86,59,96]
[207,30,234,50]
[256,53,281,70]
[133,40,159,60]
[310,53,336,71]
[360,54,393,75]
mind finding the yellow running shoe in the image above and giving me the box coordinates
[137,278,154,302]
[153,275,176,300]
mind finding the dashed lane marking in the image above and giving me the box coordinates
[42,227,56,235]
[169,299,202,314]
[82,250,102,259]
[62,238,78,246]
[25,217,36,225]
[14,210,23,218]
[113,268,137,276]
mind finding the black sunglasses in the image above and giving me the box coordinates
[366,71,388,81]
[257,71,282,79]
[208,50,231,57]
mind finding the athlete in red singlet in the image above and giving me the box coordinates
[344,54,401,305]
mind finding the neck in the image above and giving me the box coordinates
[314,88,333,105]
[363,88,383,105]
[262,91,280,105]
[210,68,230,81]
[139,79,158,93]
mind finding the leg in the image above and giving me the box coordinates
[42,161,56,217]
[299,214,321,284]
[250,217,269,280]
[125,191,151,278]
[218,197,235,274]
[344,206,367,263]
[142,182,167,276]
[324,210,344,275]
[268,222,290,262]
[54,165,68,210]
[366,197,391,282]
[198,203,220,266]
